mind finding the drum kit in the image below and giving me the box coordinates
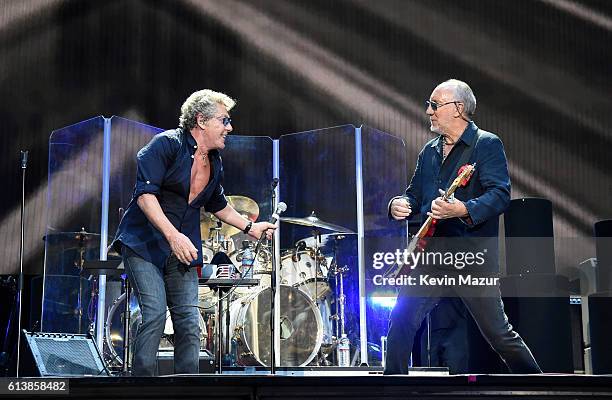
[99,195,357,370]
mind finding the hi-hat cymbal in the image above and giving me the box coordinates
[200,195,259,238]
[280,212,355,233]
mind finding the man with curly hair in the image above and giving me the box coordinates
[112,90,275,376]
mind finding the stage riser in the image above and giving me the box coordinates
[38,375,612,400]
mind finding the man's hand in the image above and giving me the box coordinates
[390,198,412,220]
[214,205,277,241]
[248,221,277,241]
[167,231,199,264]
[428,191,468,220]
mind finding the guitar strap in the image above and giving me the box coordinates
[441,129,481,191]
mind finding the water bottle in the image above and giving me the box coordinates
[241,243,255,279]
[337,334,350,367]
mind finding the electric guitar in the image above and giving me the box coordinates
[384,163,476,279]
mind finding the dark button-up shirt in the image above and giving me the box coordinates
[394,122,511,271]
[112,128,228,269]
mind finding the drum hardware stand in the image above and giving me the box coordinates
[82,259,123,372]
[330,235,348,338]
[104,273,129,373]
[309,227,325,306]
[74,228,89,334]
[15,150,28,377]
[337,265,348,338]
[209,222,223,252]
[87,273,99,338]
[207,279,258,374]
[313,228,320,305]
[223,286,234,368]
[87,322,111,376]
[331,262,349,349]
[120,273,131,375]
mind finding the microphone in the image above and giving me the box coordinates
[253,202,286,258]
[269,201,287,225]
[20,150,28,169]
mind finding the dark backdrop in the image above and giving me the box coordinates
[0,0,610,278]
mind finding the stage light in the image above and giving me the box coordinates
[369,296,397,309]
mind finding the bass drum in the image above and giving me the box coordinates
[105,292,206,365]
[229,285,323,367]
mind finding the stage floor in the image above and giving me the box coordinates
[7,374,612,399]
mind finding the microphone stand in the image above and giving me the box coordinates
[269,179,278,374]
[16,150,28,377]
[251,181,283,373]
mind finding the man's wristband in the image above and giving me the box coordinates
[243,221,253,234]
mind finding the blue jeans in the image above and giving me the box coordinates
[384,281,542,375]
[123,248,200,376]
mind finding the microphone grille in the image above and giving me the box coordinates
[277,202,287,213]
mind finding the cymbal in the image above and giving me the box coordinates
[280,212,355,233]
[227,195,259,220]
[200,195,259,238]
[43,229,102,248]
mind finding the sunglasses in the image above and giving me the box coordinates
[216,116,232,126]
[425,100,461,112]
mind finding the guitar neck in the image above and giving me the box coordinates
[415,215,434,238]
[383,230,419,279]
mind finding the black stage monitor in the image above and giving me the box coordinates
[21,331,108,377]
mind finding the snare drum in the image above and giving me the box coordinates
[280,248,330,300]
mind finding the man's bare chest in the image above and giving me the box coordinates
[189,160,211,203]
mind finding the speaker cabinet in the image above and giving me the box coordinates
[504,198,555,275]
[594,220,612,293]
[588,294,612,374]
[500,297,574,373]
[21,331,108,376]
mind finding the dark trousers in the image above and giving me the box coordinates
[384,282,541,375]
[417,298,469,374]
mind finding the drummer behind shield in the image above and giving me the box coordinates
[111,89,276,376]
